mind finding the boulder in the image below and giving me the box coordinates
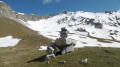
[55,38,76,50]
[61,44,74,55]
[55,38,76,54]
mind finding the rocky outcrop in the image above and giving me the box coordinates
[0,1,55,22]
[12,11,55,22]
[85,19,95,25]
[61,10,67,14]
[0,1,12,18]
[105,11,112,15]
[94,23,103,29]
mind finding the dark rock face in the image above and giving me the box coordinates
[85,19,95,25]
[84,18,103,29]
[0,1,55,22]
[76,28,86,32]
[118,23,120,26]
[61,10,67,14]
[94,23,103,29]
[71,17,77,22]
[105,11,112,15]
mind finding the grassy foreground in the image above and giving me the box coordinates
[0,47,120,67]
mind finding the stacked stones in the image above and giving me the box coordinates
[46,27,76,59]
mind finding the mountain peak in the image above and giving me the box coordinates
[0,1,12,18]
[0,1,54,21]
[0,1,4,3]
[0,1,11,9]
[61,10,68,14]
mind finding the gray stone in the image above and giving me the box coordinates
[46,46,55,59]
[55,38,67,50]
[59,61,67,64]
[61,44,74,55]
[46,54,55,59]
[47,47,54,54]
[61,47,66,54]
[81,58,88,64]
[66,38,76,45]
[50,41,57,54]
[60,27,69,38]
[65,44,74,53]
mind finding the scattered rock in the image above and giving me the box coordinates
[81,58,88,64]
[47,61,50,64]
[97,44,102,49]
[59,61,67,64]
[102,50,110,54]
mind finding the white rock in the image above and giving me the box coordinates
[81,58,88,64]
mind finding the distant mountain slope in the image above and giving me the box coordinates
[25,11,120,48]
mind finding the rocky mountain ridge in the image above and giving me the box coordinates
[0,1,54,22]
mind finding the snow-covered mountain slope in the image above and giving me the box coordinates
[24,11,120,48]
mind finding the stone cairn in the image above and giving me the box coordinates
[46,27,76,59]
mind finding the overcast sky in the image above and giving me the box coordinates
[0,0,120,15]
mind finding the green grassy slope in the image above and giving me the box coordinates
[0,17,51,48]
[0,17,51,67]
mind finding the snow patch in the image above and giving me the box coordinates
[0,36,21,47]
[39,46,47,50]
[18,12,25,15]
